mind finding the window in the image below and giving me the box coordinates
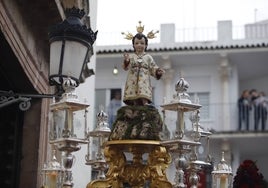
[189,92,210,119]
[95,88,122,127]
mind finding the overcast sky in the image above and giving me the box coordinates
[96,0,268,44]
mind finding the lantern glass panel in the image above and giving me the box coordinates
[49,40,88,84]
[50,41,62,84]
[62,40,88,80]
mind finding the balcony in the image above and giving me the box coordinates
[161,102,268,135]
[96,20,268,46]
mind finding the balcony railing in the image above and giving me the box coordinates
[158,102,268,134]
[92,101,268,136]
[175,27,217,42]
[96,23,268,46]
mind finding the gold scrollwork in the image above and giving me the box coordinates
[86,141,172,188]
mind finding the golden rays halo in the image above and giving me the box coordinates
[121,21,159,40]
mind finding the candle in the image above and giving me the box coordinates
[220,175,227,188]
[47,171,57,188]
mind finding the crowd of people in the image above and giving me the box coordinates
[238,89,268,131]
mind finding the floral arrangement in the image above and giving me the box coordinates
[233,159,267,188]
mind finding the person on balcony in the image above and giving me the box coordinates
[250,89,260,130]
[258,91,268,131]
[238,89,251,130]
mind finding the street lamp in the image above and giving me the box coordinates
[43,6,97,188]
[48,7,97,94]
[0,7,97,110]
[0,4,98,188]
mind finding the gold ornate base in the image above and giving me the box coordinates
[86,140,172,188]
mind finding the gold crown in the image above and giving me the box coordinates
[136,21,144,33]
[121,21,159,40]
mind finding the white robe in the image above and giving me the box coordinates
[123,53,160,104]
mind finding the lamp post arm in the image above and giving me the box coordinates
[0,90,59,111]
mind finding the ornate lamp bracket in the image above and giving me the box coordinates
[0,90,55,111]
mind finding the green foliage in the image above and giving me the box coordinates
[109,105,163,140]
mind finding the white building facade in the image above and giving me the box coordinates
[94,20,268,183]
